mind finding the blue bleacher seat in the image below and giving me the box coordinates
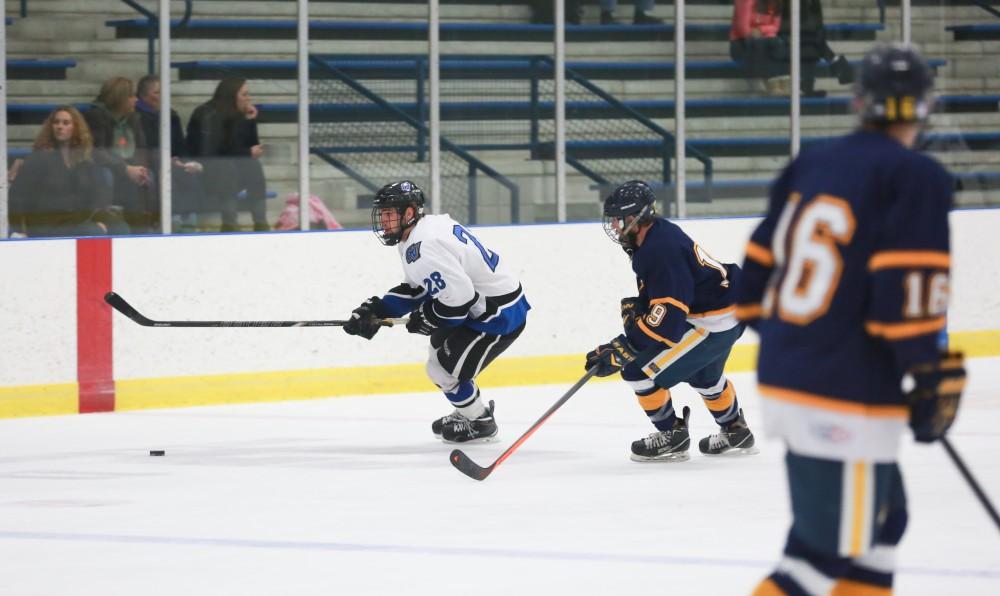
[176,56,944,83]
[947,24,1000,41]
[7,59,76,80]
[111,18,881,43]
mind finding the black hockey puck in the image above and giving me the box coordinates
[149,450,166,456]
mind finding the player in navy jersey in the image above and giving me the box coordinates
[585,180,758,462]
[737,45,966,595]
[343,181,530,443]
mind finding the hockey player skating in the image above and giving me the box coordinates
[736,45,966,594]
[343,181,530,443]
[585,180,757,462]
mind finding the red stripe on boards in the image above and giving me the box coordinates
[76,238,115,413]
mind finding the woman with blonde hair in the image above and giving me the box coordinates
[84,76,156,233]
[9,106,128,237]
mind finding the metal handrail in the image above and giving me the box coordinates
[540,56,714,198]
[973,0,1000,18]
[309,55,521,224]
[119,0,193,74]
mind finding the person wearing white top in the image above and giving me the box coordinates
[343,181,531,444]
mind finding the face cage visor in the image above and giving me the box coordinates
[602,204,651,247]
[371,204,422,246]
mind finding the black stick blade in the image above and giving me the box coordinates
[104,291,156,326]
[450,449,493,481]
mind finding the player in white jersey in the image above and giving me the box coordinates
[343,181,531,443]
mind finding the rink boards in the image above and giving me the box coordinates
[1,210,998,417]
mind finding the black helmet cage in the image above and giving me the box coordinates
[371,180,426,246]
[602,180,657,247]
[856,44,935,125]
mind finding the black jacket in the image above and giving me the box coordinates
[187,102,266,202]
[10,149,112,227]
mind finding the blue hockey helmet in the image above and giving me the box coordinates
[856,44,934,124]
[371,180,426,246]
[602,180,656,248]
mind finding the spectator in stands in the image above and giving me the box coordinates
[187,77,269,232]
[9,106,129,238]
[730,0,853,97]
[601,0,663,25]
[136,74,205,233]
[84,77,157,233]
[778,0,854,96]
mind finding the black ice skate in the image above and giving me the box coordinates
[630,406,691,462]
[439,400,499,444]
[432,410,463,439]
[698,408,758,456]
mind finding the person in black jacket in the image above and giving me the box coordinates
[136,74,205,233]
[777,0,854,96]
[84,77,156,233]
[10,106,129,238]
[187,77,269,232]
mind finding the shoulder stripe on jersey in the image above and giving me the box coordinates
[868,250,950,271]
[637,318,676,347]
[759,384,908,418]
[745,241,774,267]
[735,304,763,321]
[689,305,736,319]
[865,317,946,340]
[649,296,690,314]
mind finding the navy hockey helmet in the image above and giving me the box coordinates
[856,44,934,124]
[371,180,426,246]
[602,180,656,248]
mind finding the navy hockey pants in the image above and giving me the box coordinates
[755,451,908,595]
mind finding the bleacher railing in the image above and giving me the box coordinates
[118,0,193,74]
[309,55,521,225]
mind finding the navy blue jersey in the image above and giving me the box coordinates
[736,130,952,458]
[627,217,741,350]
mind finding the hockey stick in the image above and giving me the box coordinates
[104,292,408,328]
[450,366,600,481]
[941,436,1000,533]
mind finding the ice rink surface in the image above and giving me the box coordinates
[2,359,999,595]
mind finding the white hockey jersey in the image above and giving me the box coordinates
[381,214,530,335]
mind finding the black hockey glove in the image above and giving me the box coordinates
[620,297,643,333]
[343,296,388,340]
[906,351,966,443]
[405,307,437,336]
[585,334,640,377]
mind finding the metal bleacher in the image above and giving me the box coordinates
[5,0,999,226]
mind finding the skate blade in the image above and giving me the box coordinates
[441,433,500,445]
[630,451,691,463]
[703,446,760,457]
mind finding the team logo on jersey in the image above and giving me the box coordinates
[809,422,852,443]
[406,242,422,264]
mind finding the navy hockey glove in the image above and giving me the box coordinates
[405,307,437,336]
[620,297,643,333]
[585,335,639,377]
[343,296,388,340]
[906,351,966,443]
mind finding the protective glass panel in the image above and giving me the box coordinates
[925,0,1000,209]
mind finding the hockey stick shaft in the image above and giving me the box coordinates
[941,436,1000,532]
[450,366,600,481]
[105,292,407,328]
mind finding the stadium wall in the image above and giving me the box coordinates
[1,210,998,418]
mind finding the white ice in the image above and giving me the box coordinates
[2,359,999,595]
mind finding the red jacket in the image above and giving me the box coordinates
[730,0,782,41]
